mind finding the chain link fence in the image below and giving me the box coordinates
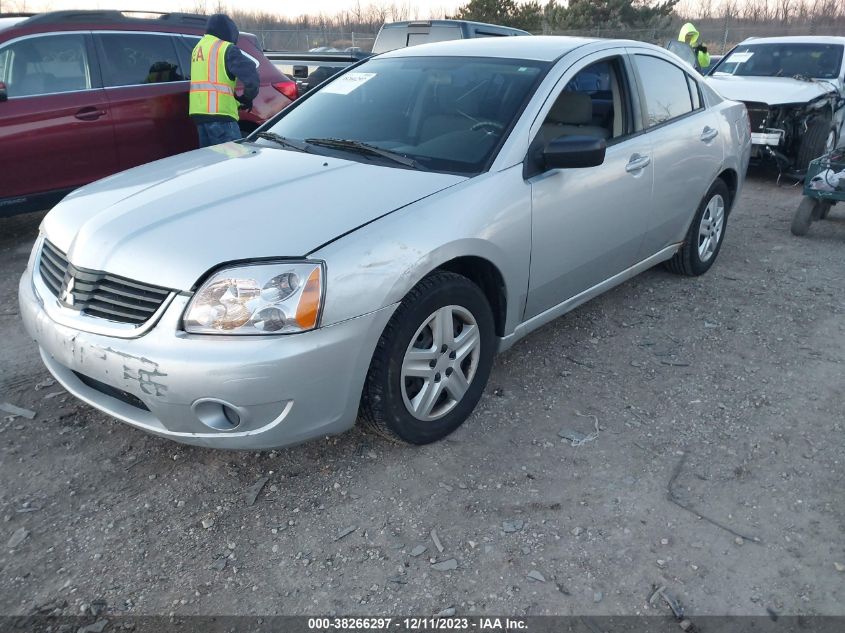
[544,21,845,54]
[252,19,845,55]
[252,29,376,52]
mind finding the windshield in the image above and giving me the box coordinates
[713,43,843,79]
[265,56,548,174]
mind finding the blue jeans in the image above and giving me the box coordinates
[196,120,242,148]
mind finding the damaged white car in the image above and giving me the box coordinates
[707,36,845,174]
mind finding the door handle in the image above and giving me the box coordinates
[74,107,106,121]
[700,126,719,142]
[625,154,651,173]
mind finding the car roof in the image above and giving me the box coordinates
[1,10,208,36]
[739,35,845,45]
[377,35,625,62]
[380,19,530,35]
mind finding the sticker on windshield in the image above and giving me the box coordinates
[727,52,754,64]
[322,72,377,94]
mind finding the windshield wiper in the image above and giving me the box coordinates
[305,137,419,168]
[255,132,311,153]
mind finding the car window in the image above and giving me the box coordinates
[372,27,407,53]
[96,33,184,87]
[634,55,693,127]
[0,34,91,97]
[536,57,631,146]
[713,43,844,79]
[406,25,463,47]
[267,56,548,175]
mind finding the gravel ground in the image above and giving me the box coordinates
[1,169,843,619]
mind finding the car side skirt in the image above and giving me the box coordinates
[498,243,681,353]
[0,187,74,218]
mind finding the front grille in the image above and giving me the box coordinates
[39,240,170,325]
[743,101,771,132]
[73,371,150,411]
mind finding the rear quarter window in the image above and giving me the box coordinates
[372,27,406,53]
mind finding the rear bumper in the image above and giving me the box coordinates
[19,261,395,449]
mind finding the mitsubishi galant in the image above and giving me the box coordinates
[19,37,751,449]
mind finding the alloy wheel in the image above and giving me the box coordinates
[400,305,481,421]
[698,194,725,263]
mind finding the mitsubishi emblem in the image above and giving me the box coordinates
[61,276,75,306]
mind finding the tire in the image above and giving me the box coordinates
[665,178,730,276]
[796,116,834,173]
[361,271,495,445]
[791,197,816,236]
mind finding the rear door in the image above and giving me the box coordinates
[94,31,196,170]
[630,52,724,254]
[0,32,116,203]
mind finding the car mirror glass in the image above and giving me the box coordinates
[293,65,308,78]
[0,82,7,102]
[543,135,606,170]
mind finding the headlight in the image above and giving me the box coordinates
[183,262,324,335]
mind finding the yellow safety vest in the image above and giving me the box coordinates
[189,34,238,120]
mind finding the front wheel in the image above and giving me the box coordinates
[665,178,729,276]
[361,271,495,445]
[791,197,816,236]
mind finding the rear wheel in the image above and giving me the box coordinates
[665,179,729,276]
[361,271,495,445]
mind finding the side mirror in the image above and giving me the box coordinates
[293,65,308,79]
[543,135,606,169]
[0,82,7,102]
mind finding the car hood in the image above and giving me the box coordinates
[42,143,465,290]
[706,74,836,105]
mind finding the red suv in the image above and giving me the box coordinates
[0,11,297,216]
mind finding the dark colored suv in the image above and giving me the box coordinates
[0,11,297,216]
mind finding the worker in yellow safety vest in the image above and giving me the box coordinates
[189,14,259,147]
[678,23,711,72]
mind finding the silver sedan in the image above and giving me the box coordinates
[19,36,751,449]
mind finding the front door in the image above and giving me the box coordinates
[525,53,654,319]
[0,33,116,203]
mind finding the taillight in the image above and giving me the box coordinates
[273,80,298,101]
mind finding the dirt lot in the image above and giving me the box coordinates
[0,170,843,619]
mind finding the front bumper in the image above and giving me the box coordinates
[751,131,784,147]
[19,260,395,449]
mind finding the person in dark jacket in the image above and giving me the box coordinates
[189,14,260,147]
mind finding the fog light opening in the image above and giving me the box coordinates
[222,405,241,428]
[193,399,245,431]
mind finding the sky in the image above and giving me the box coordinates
[5,0,461,18]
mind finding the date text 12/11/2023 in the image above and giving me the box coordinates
[307,617,528,630]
